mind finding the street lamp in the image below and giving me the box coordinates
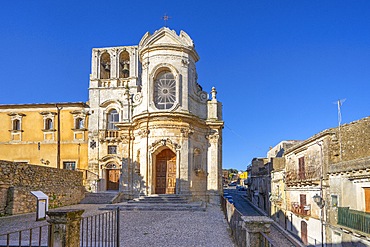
[313,194,325,209]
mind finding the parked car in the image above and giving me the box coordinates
[238,186,247,191]
[228,182,237,186]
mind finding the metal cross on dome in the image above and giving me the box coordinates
[162,14,171,27]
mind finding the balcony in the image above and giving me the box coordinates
[99,130,120,142]
[291,202,311,216]
[286,166,321,186]
[338,207,370,235]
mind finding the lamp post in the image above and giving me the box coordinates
[313,193,325,247]
[315,140,325,247]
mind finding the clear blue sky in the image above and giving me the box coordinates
[1,1,369,171]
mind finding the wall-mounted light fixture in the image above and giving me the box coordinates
[313,194,325,209]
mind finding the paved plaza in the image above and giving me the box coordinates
[0,203,235,247]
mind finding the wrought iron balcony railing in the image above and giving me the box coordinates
[285,166,321,185]
[291,202,311,216]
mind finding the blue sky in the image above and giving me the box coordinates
[1,1,369,171]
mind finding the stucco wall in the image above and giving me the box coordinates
[0,161,85,215]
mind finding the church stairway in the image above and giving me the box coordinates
[79,191,119,204]
[103,194,206,211]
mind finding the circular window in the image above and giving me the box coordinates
[154,71,176,110]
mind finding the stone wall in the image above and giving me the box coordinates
[330,116,370,164]
[0,161,85,215]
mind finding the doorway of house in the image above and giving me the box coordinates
[106,165,120,190]
[155,149,176,194]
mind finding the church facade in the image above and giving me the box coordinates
[88,27,224,202]
[0,27,224,203]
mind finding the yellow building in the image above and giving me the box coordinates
[0,102,89,172]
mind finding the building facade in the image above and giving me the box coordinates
[0,103,89,171]
[88,27,224,202]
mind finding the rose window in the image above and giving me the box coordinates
[154,71,176,110]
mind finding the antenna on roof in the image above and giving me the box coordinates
[162,14,171,27]
[334,98,346,161]
[335,98,346,127]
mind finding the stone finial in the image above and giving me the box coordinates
[211,87,217,101]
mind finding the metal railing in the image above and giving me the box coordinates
[0,208,120,247]
[0,224,49,247]
[260,231,276,247]
[338,207,370,234]
[80,208,120,247]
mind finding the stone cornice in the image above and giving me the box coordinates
[328,156,370,175]
[285,129,335,155]
[0,102,89,109]
[138,27,199,62]
[132,112,207,127]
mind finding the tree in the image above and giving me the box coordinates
[228,168,238,174]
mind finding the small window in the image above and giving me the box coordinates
[106,163,117,169]
[108,145,117,154]
[75,118,84,129]
[13,119,21,130]
[63,161,76,170]
[331,195,338,207]
[45,118,53,130]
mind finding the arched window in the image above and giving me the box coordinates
[106,163,117,169]
[119,51,130,78]
[100,52,111,79]
[13,119,20,131]
[107,109,119,130]
[45,118,53,130]
[75,118,84,129]
[154,70,176,110]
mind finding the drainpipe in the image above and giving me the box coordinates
[55,104,62,169]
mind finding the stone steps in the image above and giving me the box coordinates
[102,194,205,211]
[79,192,118,204]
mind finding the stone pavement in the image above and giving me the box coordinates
[0,203,235,247]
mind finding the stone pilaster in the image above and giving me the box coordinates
[241,216,274,247]
[47,209,84,247]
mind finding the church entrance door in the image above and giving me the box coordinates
[155,149,176,194]
[107,169,120,190]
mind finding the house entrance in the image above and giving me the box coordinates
[106,165,120,190]
[155,149,176,194]
[364,188,370,213]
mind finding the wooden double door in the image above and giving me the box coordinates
[155,149,176,194]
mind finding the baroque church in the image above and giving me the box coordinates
[0,27,224,203]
